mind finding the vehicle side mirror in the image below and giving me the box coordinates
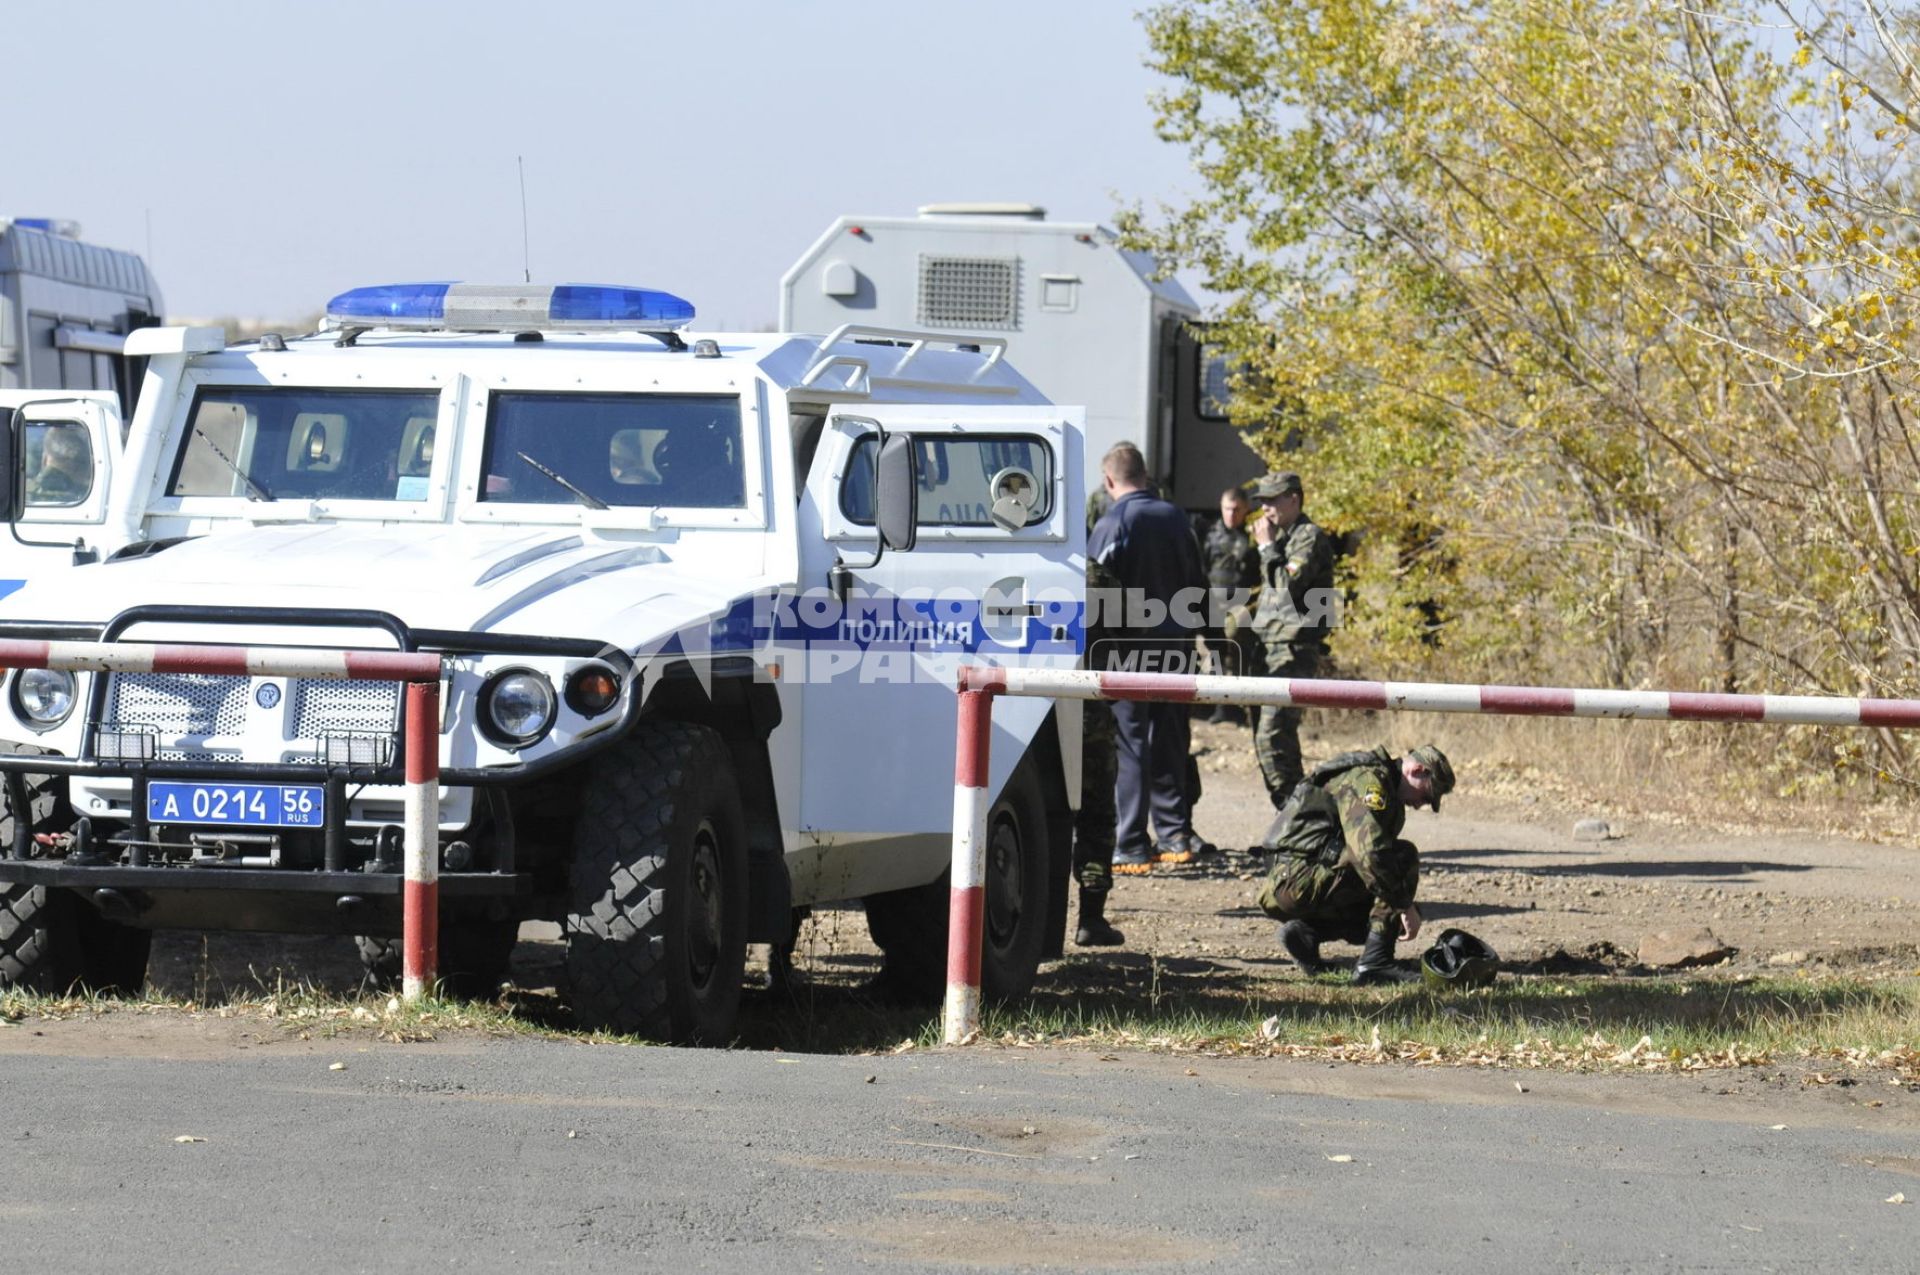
[0,412,19,524]
[874,432,918,552]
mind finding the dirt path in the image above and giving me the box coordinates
[1114,717,1920,980]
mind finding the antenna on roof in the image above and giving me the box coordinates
[517,155,532,284]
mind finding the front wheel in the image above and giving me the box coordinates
[565,721,748,1043]
[0,748,83,994]
[0,885,82,994]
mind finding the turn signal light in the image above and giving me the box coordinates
[565,666,621,717]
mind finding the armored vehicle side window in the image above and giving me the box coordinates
[23,422,93,507]
[167,388,442,502]
[842,434,1053,527]
[479,393,744,509]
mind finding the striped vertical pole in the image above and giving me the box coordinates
[401,679,441,1002]
[942,685,996,1045]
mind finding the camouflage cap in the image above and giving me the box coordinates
[1249,471,1304,500]
[1406,744,1455,811]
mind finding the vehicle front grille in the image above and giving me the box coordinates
[101,674,401,765]
[292,679,404,739]
[107,672,249,737]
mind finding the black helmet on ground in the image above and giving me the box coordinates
[1420,927,1499,990]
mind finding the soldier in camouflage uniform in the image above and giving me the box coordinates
[1249,472,1336,806]
[1257,744,1455,983]
[1202,485,1263,723]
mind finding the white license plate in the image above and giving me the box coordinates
[147,782,325,828]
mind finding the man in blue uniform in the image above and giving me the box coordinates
[1088,442,1215,872]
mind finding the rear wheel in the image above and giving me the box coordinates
[864,759,1051,1004]
[564,721,748,1043]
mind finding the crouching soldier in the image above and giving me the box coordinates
[1257,744,1454,984]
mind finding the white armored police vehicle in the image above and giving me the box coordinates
[0,282,1085,1043]
[782,203,1261,511]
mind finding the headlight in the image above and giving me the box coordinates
[479,669,555,746]
[12,668,75,729]
[564,664,621,717]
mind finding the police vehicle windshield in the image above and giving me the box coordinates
[477,392,744,509]
[167,387,440,503]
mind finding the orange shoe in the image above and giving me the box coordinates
[1111,846,1154,876]
[1155,833,1220,866]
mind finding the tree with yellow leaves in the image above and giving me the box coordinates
[1124,0,1920,777]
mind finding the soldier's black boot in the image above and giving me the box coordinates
[1278,920,1330,975]
[1351,928,1413,986]
[1074,889,1124,947]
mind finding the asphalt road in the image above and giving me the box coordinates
[1,1023,1913,1271]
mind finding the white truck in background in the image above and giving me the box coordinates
[1,217,162,415]
[0,219,166,577]
[782,203,1260,512]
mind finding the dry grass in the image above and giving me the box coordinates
[6,966,1918,1086]
[952,966,1920,1083]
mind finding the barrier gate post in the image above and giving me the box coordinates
[402,679,442,1003]
[943,685,996,1043]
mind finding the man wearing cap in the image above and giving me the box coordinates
[1249,472,1336,806]
[1256,743,1455,984]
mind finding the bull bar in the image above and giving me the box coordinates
[0,607,647,1001]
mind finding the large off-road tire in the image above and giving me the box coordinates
[564,721,748,1043]
[0,746,83,994]
[355,920,521,1000]
[0,885,82,994]
[864,759,1052,1004]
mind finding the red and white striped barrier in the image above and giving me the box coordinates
[943,687,994,1041]
[0,636,441,683]
[942,665,1920,1044]
[956,666,1920,726]
[402,680,441,1002]
[0,638,447,1001]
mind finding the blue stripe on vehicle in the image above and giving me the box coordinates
[668,592,1087,658]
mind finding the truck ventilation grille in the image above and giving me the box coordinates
[917,255,1020,329]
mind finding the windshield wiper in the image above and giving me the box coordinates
[194,428,274,501]
[515,451,608,510]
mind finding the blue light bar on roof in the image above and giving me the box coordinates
[324,282,695,332]
[9,218,81,238]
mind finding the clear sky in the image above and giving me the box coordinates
[8,1,1200,330]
